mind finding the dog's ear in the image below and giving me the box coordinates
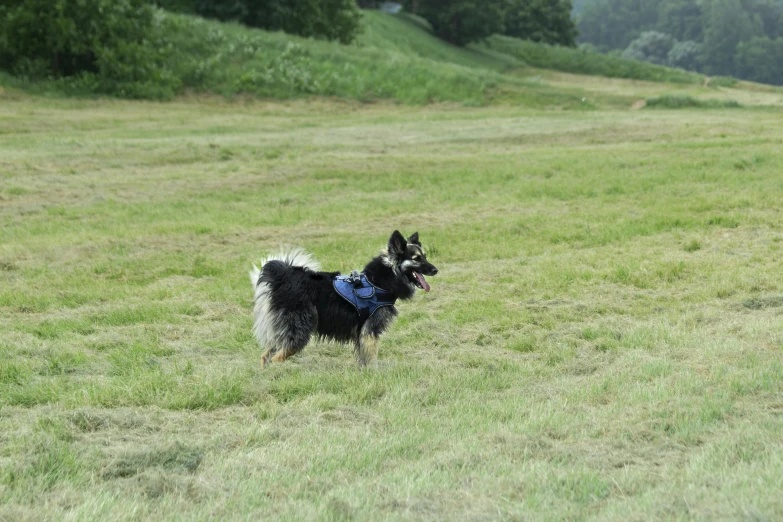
[388,230,407,255]
[408,232,420,246]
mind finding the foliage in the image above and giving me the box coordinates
[402,0,577,47]
[0,0,180,98]
[666,40,702,71]
[246,0,362,44]
[504,0,577,47]
[155,0,362,43]
[575,0,783,84]
[657,0,703,42]
[734,36,783,85]
[644,94,741,109]
[576,0,661,51]
[621,31,674,65]
[401,0,508,46]
[701,0,762,76]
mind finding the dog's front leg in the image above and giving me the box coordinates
[355,334,379,368]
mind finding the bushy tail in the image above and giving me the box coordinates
[249,248,321,348]
[249,248,321,289]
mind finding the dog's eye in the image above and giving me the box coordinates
[412,256,420,261]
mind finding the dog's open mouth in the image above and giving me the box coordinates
[412,272,431,292]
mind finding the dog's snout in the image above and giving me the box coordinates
[431,267,439,275]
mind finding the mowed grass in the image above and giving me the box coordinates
[1,88,783,520]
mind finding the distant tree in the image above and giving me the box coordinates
[667,40,702,70]
[571,0,592,14]
[572,0,783,84]
[701,0,762,75]
[741,0,783,40]
[576,0,663,51]
[401,0,507,46]
[621,30,674,64]
[657,0,702,42]
[734,36,783,84]
[245,0,362,44]
[190,0,247,21]
[505,0,578,47]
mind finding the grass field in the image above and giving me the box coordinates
[2,81,783,520]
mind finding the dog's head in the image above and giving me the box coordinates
[386,230,438,292]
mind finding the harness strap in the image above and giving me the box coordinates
[332,272,397,323]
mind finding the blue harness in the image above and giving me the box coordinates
[333,272,397,321]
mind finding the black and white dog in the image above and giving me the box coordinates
[250,231,438,367]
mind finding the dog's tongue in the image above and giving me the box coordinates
[414,272,431,292]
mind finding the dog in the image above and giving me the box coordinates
[249,231,438,367]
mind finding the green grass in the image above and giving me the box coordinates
[480,35,705,84]
[358,11,518,72]
[155,11,507,104]
[2,75,783,520]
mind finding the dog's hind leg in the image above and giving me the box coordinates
[265,308,316,367]
[261,347,275,368]
[270,346,298,364]
[355,334,380,368]
[263,342,302,366]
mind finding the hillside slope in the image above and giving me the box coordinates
[357,11,518,72]
[2,8,780,107]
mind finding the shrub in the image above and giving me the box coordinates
[667,41,703,71]
[0,0,179,99]
[154,0,362,44]
[645,95,740,109]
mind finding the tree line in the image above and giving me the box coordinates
[396,0,576,47]
[159,0,578,47]
[576,0,783,85]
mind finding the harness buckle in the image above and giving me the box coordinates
[349,270,363,288]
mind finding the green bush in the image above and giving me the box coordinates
[155,0,362,44]
[504,0,577,47]
[645,95,740,109]
[0,0,180,99]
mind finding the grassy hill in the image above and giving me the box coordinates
[358,11,519,72]
[4,8,773,108]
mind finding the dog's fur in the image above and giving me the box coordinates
[250,231,438,367]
